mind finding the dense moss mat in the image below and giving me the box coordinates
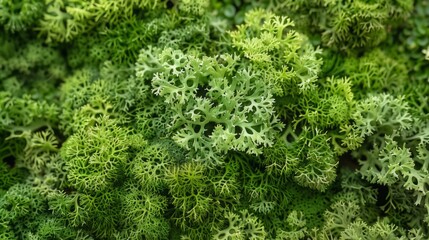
[1,0,428,239]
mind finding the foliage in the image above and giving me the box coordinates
[265,0,414,51]
[1,0,428,239]
[136,47,283,164]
